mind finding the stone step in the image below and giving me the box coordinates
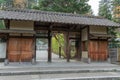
[0,72,120,80]
[0,67,120,76]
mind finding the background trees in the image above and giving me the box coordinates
[99,0,120,48]
[33,0,91,14]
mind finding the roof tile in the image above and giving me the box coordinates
[0,9,119,27]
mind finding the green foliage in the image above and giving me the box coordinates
[0,20,5,29]
[52,34,66,57]
[99,0,120,47]
[99,0,112,20]
[112,0,120,23]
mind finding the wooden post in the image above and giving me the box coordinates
[34,35,36,61]
[59,47,61,58]
[48,30,52,62]
[78,34,82,60]
[87,26,91,63]
[4,20,10,65]
[4,34,9,65]
[32,34,36,64]
[66,32,70,62]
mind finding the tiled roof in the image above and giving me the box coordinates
[0,9,120,27]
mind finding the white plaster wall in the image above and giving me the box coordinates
[82,51,88,58]
[90,26,107,34]
[10,20,34,30]
[82,28,88,41]
[0,42,6,58]
[118,48,120,61]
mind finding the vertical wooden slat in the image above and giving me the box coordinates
[48,30,52,62]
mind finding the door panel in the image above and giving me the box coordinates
[20,38,33,61]
[89,40,108,61]
[98,41,108,61]
[8,38,21,62]
[89,41,98,61]
[8,38,34,62]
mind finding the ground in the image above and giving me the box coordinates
[0,50,120,80]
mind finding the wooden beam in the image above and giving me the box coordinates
[36,36,48,38]
[80,25,88,30]
[35,27,81,32]
[48,30,52,62]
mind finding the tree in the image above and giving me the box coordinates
[33,0,91,14]
[112,0,120,23]
[13,0,28,9]
[99,0,112,20]
[0,0,6,9]
[99,0,120,47]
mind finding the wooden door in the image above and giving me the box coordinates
[20,38,33,61]
[8,38,34,62]
[8,38,21,62]
[89,41,98,61]
[98,41,108,61]
[89,40,108,61]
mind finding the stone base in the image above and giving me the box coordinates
[107,58,111,63]
[82,58,91,63]
[0,58,5,62]
[31,59,36,65]
[4,59,9,65]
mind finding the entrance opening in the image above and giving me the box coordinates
[36,38,48,62]
[35,31,82,63]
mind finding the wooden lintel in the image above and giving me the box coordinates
[35,28,81,32]
[80,26,88,30]
[69,37,80,39]
[36,36,48,38]
[9,36,34,38]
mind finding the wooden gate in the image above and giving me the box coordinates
[8,38,34,62]
[89,40,108,61]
